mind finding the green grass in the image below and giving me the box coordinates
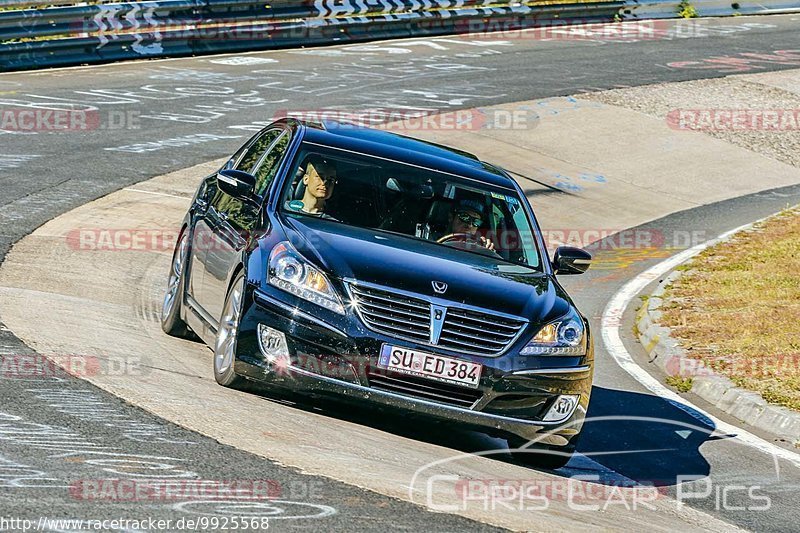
[661,207,800,410]
[666,375,694,393]
[677,0,699,18]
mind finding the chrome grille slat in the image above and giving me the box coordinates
[361,316,429,341]
[441,321,518,338]
[358,300,428,321]
[359,307,429,328]
[447,311,520,330]
[440,327,511,344]
[349,282,527,357]
[437,335,506,351]
[351,287,428,311]
[448,307,521,322]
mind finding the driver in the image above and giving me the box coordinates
[446,199,495,251]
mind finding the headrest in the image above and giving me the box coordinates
[293,166,306,199]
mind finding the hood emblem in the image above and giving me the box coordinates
[432,281,448,294]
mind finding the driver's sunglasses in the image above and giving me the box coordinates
[455,211,483,228]
[320,174,338,186]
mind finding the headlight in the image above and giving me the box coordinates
[268,241,345,315]
[520,310,586,356]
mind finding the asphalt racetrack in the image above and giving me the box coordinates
[2,14,800,532]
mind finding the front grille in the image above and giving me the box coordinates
[367,370,482,408]
[350,284,431,343]
[438,308,525,354]
[349,283,527,356]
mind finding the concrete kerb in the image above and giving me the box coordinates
[635,262,800,446]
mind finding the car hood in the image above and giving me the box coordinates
[282,215,573,323]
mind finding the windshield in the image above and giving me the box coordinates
[278,143,542,271]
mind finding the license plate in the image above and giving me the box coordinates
[378,344,482,389]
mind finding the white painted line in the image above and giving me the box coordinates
[601,218,800,470]
[123,187,191,200]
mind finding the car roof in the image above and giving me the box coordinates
[285,119,519,190]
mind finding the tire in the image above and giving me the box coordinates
[507,437,576,470]
[213,272,251,390]
[161,229,192,338]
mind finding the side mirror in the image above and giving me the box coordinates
[217,169,256,199]
[552,246,592,275]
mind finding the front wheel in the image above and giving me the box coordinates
[161,230,191,337]
[213,272,251,390]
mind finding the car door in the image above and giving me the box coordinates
[188,131,261,311]
[198,127,292,324]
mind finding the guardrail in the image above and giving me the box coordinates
[4,0,800,72]
[0,0,624,71]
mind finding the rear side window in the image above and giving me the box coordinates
[235,129,282,174]
[253,131,291,197]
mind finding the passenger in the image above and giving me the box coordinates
[297,156,338,218]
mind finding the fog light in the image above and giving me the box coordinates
[258,324,290,366]
[543,395,579,423]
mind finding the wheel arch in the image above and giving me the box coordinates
[227,262,246,296]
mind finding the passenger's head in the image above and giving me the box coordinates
[449,198,485,235]
[302,155,338,202]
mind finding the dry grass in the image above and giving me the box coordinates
[661,206,800,410]
[665,375,693,393]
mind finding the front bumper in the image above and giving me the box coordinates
[234,285,593,446]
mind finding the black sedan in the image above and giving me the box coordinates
[161,118,593,469]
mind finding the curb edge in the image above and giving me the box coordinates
[635,261,800,447]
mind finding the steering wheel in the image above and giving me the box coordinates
[436,232,474,245]
[436,233,501,258]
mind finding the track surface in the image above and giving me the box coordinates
[2,15,800,531]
